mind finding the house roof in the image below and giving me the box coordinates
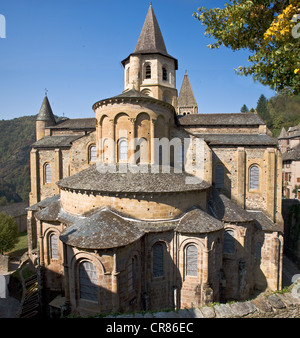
[59,208,145,249]
[194,134,278,146]
[57,164,211,194]
[32,135,83,149]
[0,202,28,217]
[282,144,300,161]
[48,118,95,130]
[177,71,197,108]
[36,96,56,123]
[178,113,265,126]
[208,188,254,223]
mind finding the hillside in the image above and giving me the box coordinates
[0,115,64,205]
[0,116,36,205]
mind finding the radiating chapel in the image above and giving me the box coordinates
[27,4,284,317]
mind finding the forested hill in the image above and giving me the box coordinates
[0,116,36,205]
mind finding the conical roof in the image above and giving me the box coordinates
[37,95,56,122]
[278,127,288,139]
[178,71,197,107]
[134,3,167,55]
[121,4,178,69]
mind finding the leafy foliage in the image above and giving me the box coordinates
[193,0,300,95]
[0,212,19,254]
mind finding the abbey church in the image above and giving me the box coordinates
[27,4,284,317]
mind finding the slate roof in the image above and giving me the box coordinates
[35,198,224,249]
[32,135,83,148]
[179,113,265,126]
[59,208,145,249]
[282,144,300,161]
[176,207,223,233]
[177,71,197,107]
[194,134,278,146]
[37,96,56,123]
[48,118,95,130]
[249,211,283,233]
[278,127,288,139]
[121,4,178,69]
[57,164,211,193]
[0,202,28,217]
[208,188,254,223]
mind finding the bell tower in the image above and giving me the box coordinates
[121,3,178,107]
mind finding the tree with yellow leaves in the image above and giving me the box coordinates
[194,0,300,95]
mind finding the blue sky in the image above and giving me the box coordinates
[0,0,275,120]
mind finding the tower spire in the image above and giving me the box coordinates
[177,71,198,115]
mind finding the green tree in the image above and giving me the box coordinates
[240,104,249,113]
[0,212,19,255]
[256,94,271,127]
[193,0,300,95]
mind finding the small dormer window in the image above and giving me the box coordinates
[146,65,151,79]
[162,67,167,81]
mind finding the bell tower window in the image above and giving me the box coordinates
[162,67,167,81]
[146,65,151,79]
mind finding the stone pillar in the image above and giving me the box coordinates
[54,148,61,194]
[128,118,136,164]
[150,119,156,164]
[61,243,71,316]
[30,149,40,205]
[236,147,246,208]
[202,239,213,305]
[275,150,283,224]
[112,249,119,312]
[266,148,276,222]
[109,119,115,164]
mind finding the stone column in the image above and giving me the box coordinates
[266,148,276,222]
[128,118,136,164]
[61,243,71,316]
[54,148,61,194]
[109,119,115,164]
[275,150,283,224]
[30,149,40,205]
[236,147,246,208]
[150,119,156,164]
[202,238,213,305]
[112,249,119,312]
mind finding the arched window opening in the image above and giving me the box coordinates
[50,234,58,260]
[45,163,51,184]
[89,145,96,162]
[250,165,259,190]
[215,164,224,188]
[162,67,168,81]
[118,139,128,161]
[153,243,164,277]
[79,261,98,301]
[146,64,151,79]
[224,230,235,254]
[186,244,197,276]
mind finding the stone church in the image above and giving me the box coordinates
[27,4,284,317]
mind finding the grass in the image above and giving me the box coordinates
[5,231,28,258]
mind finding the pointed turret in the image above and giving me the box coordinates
[36,95,56,141]
[177,71,198,115]
[278,127,288,139]
[121,4,178,106]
